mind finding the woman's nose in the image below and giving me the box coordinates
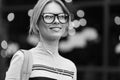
[53,17,60,24]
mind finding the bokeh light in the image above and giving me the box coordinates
[65,0,72,3]
[115,43,120,54]
[1,50,7,58]
[83,27,98,41]
[6,43,19,57]
[114,16,120,25]
[7,13,15,22]
[1,40,8,49]
[68,28,76,36]
[77,10,85,18]
[27,35,39,46]
[72,20,81,28]
[28,9,33,17]
[59,27,98,52]
[79,18,87,26]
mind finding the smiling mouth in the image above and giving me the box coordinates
[49,27,62,32]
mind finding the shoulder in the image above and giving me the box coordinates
[11,50,25,62]
[60,56,77,71]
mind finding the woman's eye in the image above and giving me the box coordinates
[59,15,68,20]
[59,15,65,18]
[59,14,68,19]
[44,15,54,19]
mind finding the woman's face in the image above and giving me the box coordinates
[38,2,69,40]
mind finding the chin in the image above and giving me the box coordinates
[48,33,63,40]
[52,34,62,39]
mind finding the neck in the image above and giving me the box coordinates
[40,36,59,56]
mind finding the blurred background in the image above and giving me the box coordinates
[1,0,120,80]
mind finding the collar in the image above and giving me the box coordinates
[34,42,55,55]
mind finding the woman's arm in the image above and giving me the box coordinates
[5,50,24,80]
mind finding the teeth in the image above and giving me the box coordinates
[50,27,61,32]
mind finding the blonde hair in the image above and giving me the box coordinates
[29,0,71,36]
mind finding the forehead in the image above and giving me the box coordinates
[43,2,64,13]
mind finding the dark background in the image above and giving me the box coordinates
[1,0,120,80]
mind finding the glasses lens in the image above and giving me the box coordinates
[58,14,69,23]
[42,13,69,24]
[43,14,54,23]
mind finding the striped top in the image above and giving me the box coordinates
[29,42,77,80]
[5,42,77,80]
[32,64,74,78]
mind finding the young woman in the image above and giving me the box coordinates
[5,0,77,80]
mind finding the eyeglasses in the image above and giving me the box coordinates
[41,13,69,24]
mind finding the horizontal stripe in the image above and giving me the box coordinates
[29,77,57,80]
[32,64,74,78]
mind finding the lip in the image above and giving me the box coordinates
[49,27,62,29]
[49,27,62,32]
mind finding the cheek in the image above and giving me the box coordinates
[61,24,69,37]
[61,24,69,36]
[62,23,69,30]
[38,21,50,30]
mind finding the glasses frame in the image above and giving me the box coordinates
[40,13,69,24]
